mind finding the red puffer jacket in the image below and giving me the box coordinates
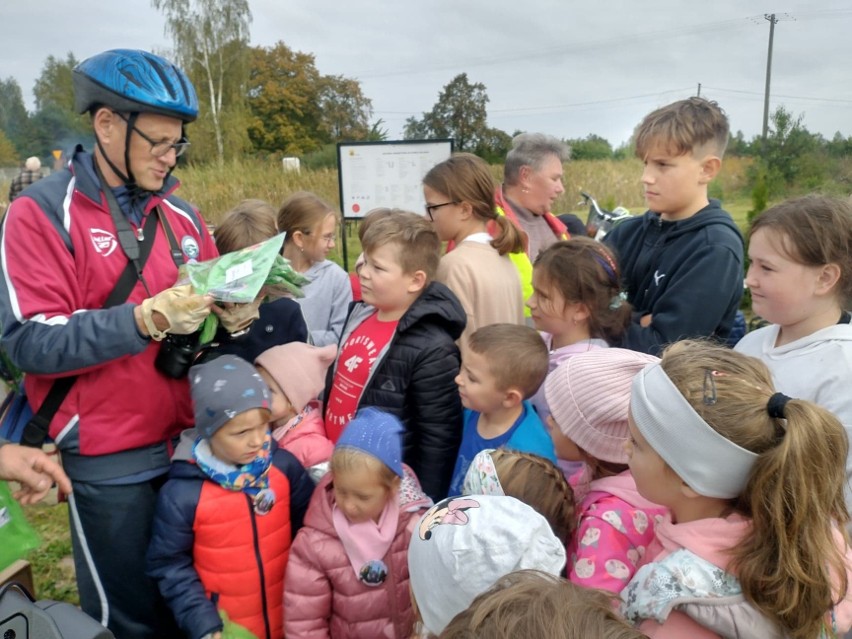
[284,471,425,639]
[147,441,314,639]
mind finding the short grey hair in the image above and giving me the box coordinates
[504,133,570,186]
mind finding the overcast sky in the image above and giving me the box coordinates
[3,0,851,146]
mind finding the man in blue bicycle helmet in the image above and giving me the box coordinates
[0,49,230,638]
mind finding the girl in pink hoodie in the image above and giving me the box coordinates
[544,347,669,594]
[255,342,337,473]
[623,340,852,638]
[284,408,431,639]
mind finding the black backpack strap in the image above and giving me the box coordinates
[20,208,162,448]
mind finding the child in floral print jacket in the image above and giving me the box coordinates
[544,348,669,594]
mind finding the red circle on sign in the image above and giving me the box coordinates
[352,203,361,213]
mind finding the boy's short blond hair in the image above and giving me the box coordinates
[635,97,729,159]
[360,210,440,281]
[215,199,277,254]
[467,324,548,398]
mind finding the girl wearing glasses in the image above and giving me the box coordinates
[278,192,353,347]
[423,153,525,353]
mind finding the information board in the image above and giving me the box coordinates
[336,139,453,219]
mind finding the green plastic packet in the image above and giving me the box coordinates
[180,233,287,304]
[0,481,41,571]
[219,610,259,639]
[182,233,310,344]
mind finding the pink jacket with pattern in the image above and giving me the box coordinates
[284,468,427,639]
[273,401,334,469]
[567,471,669,594]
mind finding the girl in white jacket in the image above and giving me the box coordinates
[735,195,852,516]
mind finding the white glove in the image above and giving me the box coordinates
[140,284,212,341]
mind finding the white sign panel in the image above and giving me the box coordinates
[337,140,453,219]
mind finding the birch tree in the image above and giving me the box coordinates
[151,0,251,163]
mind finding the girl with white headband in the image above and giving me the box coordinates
[621,340,852,639]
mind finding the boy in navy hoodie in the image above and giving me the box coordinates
[605,97,743,355]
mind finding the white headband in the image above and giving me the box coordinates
[630,363,758,499]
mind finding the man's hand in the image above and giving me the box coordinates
[639,314,653,328]
[0,443,72,504]
[211,299,262,335]
[136,285,213,341]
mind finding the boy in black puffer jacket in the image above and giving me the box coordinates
[324,210,465,501]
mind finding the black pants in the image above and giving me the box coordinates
[67,475,184,639]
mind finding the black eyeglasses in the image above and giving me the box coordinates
[114,112,191,158]
[425,201,458,221]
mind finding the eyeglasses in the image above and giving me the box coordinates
[307,231,336,246]
[114,112,191,158]
[425,201,458,221]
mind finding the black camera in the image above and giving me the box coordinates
[154,331,201,378]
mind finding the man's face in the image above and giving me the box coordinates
[106,111,184,192]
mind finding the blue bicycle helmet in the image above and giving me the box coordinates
[73,49,198,122]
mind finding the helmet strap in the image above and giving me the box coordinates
[94,111,147,200]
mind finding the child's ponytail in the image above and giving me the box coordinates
[657,341,850,639]
[733,397,849,639]
[490,214,525,256]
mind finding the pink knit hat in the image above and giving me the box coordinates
[544,348,659,463]
[255,343,337,413]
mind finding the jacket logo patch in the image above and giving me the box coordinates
[90,228,117,257]
[381,380,396,392]
[653,270,666,286]
[181,235,200,260]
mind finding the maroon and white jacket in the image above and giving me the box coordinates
[0,148,217,478]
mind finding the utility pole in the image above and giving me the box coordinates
[697,83,701,97]
[758,13,794,149]
[761,14,777,144]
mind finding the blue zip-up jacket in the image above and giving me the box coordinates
[146,432,314,639]
[604,200,743,355]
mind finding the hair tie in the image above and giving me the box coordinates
[767,392,792,419]
[608,291,627,310]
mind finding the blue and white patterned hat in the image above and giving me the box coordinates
[189,355,271,439]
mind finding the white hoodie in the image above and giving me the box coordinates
[736,322,852,505]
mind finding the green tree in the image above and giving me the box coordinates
[827,131,852,158]
[762,106,824,193]
[0,129,19,167]
[33,53,78,113]
[404,73,496,152]
[567,134,613,160]
[152,0,252,163]
[365,119,389,142]
[726,130,753,157]
[0,78,31,154]
[318,75,373,142]
[474,127,512,163]
[30,53,90,143]
[246,42,324,156]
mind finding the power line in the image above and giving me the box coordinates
[373,87,694,119]
[356,17,752,80]
[703,86,852,105]
[356,10,851,82]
